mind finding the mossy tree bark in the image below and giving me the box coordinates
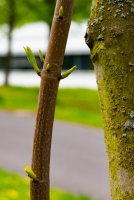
[86,1,134,199]
[30,0,75,200]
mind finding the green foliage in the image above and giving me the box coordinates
[73,0,92,21]
[0,168,92,200]
[0,0,39,27]
[0,0,92,29]
[0,86,102,127]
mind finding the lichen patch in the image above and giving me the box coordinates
[118,168,134,193]
[130,111,134,119]
[124,120,134,131]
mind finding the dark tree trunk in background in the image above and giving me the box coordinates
[4,0,15,85]
[5,26,13,85]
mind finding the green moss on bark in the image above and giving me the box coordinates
[86,0,134,199]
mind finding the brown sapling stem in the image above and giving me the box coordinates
[30,0,75,200]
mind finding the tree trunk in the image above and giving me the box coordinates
[4,26,12,86]
[86,1,134,199]
[30,0,75,200]
[4,0,15,86]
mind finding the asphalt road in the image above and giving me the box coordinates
[0,110,110,200]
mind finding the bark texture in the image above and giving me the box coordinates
[30,0,75,200]
[86,0,134,199]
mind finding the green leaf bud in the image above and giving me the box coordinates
[38,49,45,62]
[59,6,63,18]
[23,46,41,76]
[61,65,77,79]
[46,63,50,71]
[24,163,37,181]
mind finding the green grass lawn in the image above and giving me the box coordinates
[0,168,92,200]
[0,86,102,127]
[0,86,102,199]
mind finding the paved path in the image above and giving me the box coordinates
[0,111,110,200]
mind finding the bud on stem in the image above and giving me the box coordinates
[61,65,77,79]
[24,163,37,181]
[23,46,41,76]
[59,6,63,18]
[38,49,45,62]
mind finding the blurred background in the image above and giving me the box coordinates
[0,1,110,200]
[0,0,94,86]
[0,20,97,88]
